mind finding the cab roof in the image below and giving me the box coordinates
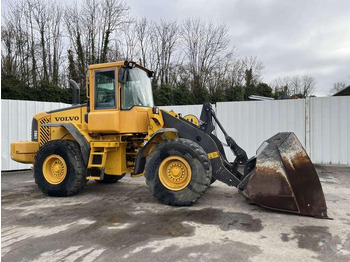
[88,60,153,74]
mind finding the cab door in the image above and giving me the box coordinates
[88,68,120,133]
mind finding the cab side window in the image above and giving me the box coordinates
[95,70,116,109]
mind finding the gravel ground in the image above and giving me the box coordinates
[1,165,350,262]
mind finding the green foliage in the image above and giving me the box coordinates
[192,85,210,104]
[1,76,37,101]
[67,50,79,82]
[209,87,226,103]
[255,83,273,97]
[225,86,245,101]
[274,86,289,99]
[245,69,254,87]
[244,85,255,100]
[293,93,306,99]
[153,84,173,106]
[2,75,73,104]
[172,84,194,105]
[244,82,273,100]
[3,71,276,105]
[36,82,73,103]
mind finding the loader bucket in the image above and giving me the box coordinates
[240,132,328,218]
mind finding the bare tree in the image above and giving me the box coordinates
[180,18,231,101]
[301,75,316,97]
[64,3,86,84]
[4,0,301,105]
[118,22,139,60]
[134,18,149,67]
[153,20,178,86]
[228,57,245,87]
[31,0,50,82]
[271,75,315,98]
[242,56,264,86]
[290,75,302,95]
[101,0,130,62]
[50,4,63,85]
[272,76,290,90]
[64,0,130,87]
[2,1,31,83]
[329,82,347,95]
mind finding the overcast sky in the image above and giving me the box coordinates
[2,0,349,95]
[129,0,350,96]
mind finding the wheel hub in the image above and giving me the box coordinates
[43,155,67,185]
[159,156,192,191]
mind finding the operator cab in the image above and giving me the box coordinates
[87,61,154,133]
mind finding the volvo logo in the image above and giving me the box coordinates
[54,116,79,121]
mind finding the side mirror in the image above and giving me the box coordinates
[147,71,154,78]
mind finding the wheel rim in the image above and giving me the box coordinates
[158,156,192,191]
[42,154,67,185]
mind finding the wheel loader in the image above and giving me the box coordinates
[10,61,328,218]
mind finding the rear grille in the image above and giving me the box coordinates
[38,117,51,146]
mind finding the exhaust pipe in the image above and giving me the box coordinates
[69,79,80,105]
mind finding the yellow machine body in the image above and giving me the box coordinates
[11,141,39,163]
[10,61,158,178]
[10,60,328,218]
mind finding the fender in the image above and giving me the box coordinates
[42,123,90,165]
[134,128,178,175]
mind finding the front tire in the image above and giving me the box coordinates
[34,140,87,196]
[144,138,212,206]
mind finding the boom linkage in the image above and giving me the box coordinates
[199,103,248,174]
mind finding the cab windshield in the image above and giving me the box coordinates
[120,67,154,109]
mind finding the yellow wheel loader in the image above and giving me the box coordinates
[10,61,328,218]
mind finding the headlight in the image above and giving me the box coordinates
[152,106,159,114]
[31,118,38,141]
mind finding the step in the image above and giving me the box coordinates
[91,141,119,148]
[91,152,105,155]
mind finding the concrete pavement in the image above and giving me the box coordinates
[1,165,350,261]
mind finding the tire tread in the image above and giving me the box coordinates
[144,138,212,206]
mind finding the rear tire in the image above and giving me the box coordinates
[144,138,212,206]
[34,140,87,196]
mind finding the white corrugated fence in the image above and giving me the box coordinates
[216,99,306,161]
[163,97,350,165]
[1,97,349,170]
[309,97,350,165]
[1,100,70,170]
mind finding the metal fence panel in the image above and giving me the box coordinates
[1,100,70,171]
[152,99,350,164]
[2,97,350,171]
[310,97,350,165]
[216,100,306,161]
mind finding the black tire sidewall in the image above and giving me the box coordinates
[34,140,85,196]
[145,139,212,205]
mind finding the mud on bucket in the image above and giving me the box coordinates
[239,132,328,218]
